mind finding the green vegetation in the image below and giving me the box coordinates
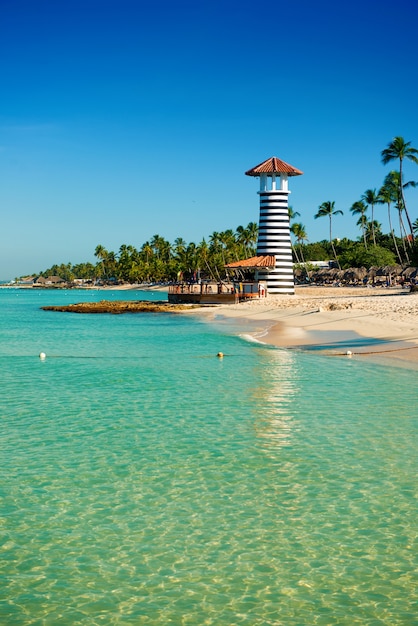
[29,137,417,283]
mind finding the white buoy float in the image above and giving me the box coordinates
[217,352,224,358]
[346,350,352,357]
[39,352,46,360]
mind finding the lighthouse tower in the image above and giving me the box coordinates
[245,156,303,295]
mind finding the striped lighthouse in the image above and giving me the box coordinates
[245,156,303,295]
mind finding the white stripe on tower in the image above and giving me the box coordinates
[256,190,294,294]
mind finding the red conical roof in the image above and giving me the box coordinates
[245,156,303,177]
[225,255,276,269]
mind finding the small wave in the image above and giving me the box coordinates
[239,332,270,345]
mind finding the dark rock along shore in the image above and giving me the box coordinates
[41,300,197,313]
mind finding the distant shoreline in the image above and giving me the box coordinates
[0,283,170,292]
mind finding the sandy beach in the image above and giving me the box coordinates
[193,286,418,369]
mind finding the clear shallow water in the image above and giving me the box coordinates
[0,289,417,625]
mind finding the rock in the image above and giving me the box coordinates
[41,300,197,313]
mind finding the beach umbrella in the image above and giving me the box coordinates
[343,267,367,283]
[401,266,418,278]
[312,268,329,283]
[383,264,402,276]
[375,264,402,285]
[336,269,346,280]
[366,266,382,284]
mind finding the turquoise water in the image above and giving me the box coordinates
[0,289,417,625]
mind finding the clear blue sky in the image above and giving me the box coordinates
[1,0,417,279]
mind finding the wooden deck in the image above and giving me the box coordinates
[168,282,266,304]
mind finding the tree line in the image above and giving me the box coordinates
[35,136,418,283]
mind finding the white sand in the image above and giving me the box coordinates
[193,286,418,368]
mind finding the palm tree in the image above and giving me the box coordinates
[236,222,259,258]
[314,201,343,269]
[381,136,418,240]
[291,222,308,264]
[364,220,382,244]
[382,171,411,262]
[378,182,403,265]
[350,201,368,249]
[288,207,301,262]
[150,234,171,262]
[246,222,258,254]
[174,237,187,258]
[94,244,108,279]
[197,238,217,281]
[361,189,379,246]
[288,206,300,221]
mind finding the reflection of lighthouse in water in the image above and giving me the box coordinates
[245,157,303,295]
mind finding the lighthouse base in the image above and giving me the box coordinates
[256,270,295,296]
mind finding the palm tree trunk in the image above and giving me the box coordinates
[362,223,368,250]
[399,159,415,241]
[292,242,300,264]
[329,216,341,269]
[388,203,403,265]
[371,204,376,246]
[299,244,305,264]
[398,213,410,263]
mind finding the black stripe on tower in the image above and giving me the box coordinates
[257,248,292,253]
[260,198,288,202]
[257,252,292,258]
[257,236,292,240]
[257,245,292,251]
[257,247,291,251]
[259,192,288,197]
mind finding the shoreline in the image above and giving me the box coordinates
[11,283,418,368]
[191,286,418,369]
[0,283,170,291]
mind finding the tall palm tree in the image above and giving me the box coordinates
[382,171,411,262]
[381,136,418,240]
[246,222,258,254]
[291,222,308,264]
[364,220,382,244]
[197,238,217,281]
[361,189,379,246]
[141,241,153,264]
[174,237,187,258]
[150,234,171,262]
[236,222,259,258]
[350,200,368,249]
[288,207,301,262]
[94,244,108,279]
[378,182,403,265]
[288,206,300,221]
[314,201,343,269]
